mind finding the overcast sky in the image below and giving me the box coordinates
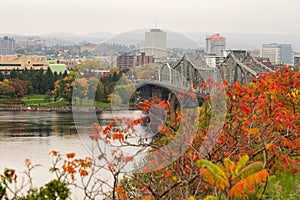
[2,0,300,35]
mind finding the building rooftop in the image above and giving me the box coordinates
[49,64,67,74]
[208,34,226,41]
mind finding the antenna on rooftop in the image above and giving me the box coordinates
[155,19,158,28]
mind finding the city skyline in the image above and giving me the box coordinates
[1,0,300,35]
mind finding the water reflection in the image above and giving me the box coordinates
[0,111,117,137]
[0,110,118,198]
[0,111,75,137]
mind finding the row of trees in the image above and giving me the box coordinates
[52,65,131,105]
[0,60,131,105]
[0,68,67,96]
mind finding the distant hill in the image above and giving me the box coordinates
[39,32,79,38]
[1,31,299,51]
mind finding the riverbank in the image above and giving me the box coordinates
[0,105,137,112]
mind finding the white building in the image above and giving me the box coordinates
[144,29,167,58]
[205,54,225,68]
[261,43,293,66]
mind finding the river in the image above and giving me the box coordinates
[0,110,146,199]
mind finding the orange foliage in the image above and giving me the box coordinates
[66,152,76,159]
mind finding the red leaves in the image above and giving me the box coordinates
[157,124,165,134]
[103,123,114,134]
[283,138,294,149]
[157,124,172,137]
[216,67,300,179]
[158,101,170,109]
[163,170,172,178]
[50,150,59,156]
[122,156,134,163]
[108,163,115,170]
[240,106,251,115]
[226,91,234,99]
[232,82,243,96]
[138,101,154,112]
[112,133,124,141]
[115,187,123,193]
[291,168,300,174]
[79,169,88,176]
[66,152,76,159]
[62,163,76,174]
[133,118,142,125]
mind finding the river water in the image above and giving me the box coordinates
[0,110,146,199]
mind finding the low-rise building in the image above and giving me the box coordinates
[117,52,154,68]
[0,55,48,71]
[294,52,300,68]
[17,39,46,47]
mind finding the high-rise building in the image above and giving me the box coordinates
[206,34,226,56]
[0,36,16,55]
[261,43,293,65]
[144,29,167,58]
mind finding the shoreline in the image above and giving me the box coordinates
[0,106,137,112]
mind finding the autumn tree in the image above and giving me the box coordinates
[73,77,88,105]
[53,71,77,104]
[115,66,300,199]
[0,81,15,97]
[87,77,99,100]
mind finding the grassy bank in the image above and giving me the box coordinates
[0,94,112,108]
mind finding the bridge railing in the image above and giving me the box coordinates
[128,65,190,91]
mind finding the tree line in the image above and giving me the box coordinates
[0,68,67,98]
[0,59,134,106]
[52,67,131,105]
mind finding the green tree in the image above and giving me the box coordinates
[53,71,77,105]
[73,77,88,105]
[79,60,101,70]
[44,67,55,91]
[87,77,99,100]
[95,81,105,102]
[0,72,4,81]
[0,81,15,97]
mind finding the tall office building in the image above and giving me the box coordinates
[0,36,16,55]
[144,29,167,58]
[206,34,226,56]
[261,43,293,65]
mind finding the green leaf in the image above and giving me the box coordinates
[236,161,263,179]
[203,196,218,200]
[235,155,249,175]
